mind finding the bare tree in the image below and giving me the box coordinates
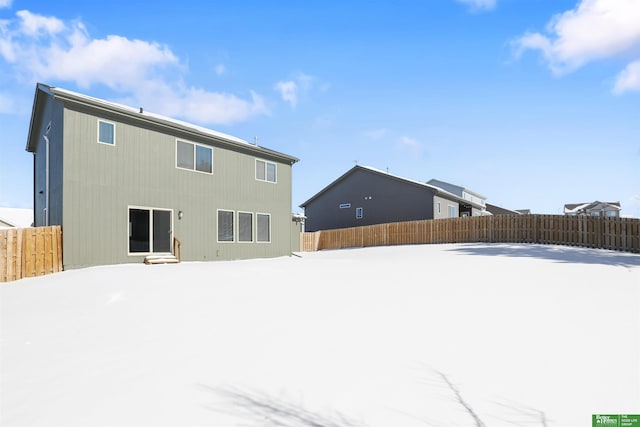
[435,371,486,427]
[205,385,366,427]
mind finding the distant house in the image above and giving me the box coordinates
[426,179,487,217]
[300,165,486,232]
[26,83,299,269]
[0,208,33,229]
[564,201,621,217]
[485,203,522,216]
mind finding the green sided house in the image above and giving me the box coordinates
[26,83,299,269]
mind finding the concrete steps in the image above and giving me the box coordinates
[144,255,179,265]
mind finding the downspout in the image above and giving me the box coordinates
[43,135,50,226]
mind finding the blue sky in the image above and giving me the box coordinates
[1,0,639,217]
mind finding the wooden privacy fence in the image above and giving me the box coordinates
[301,215,640,254]
[0,226,63,282]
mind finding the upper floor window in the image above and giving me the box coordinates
[176,140,212,174]
[449,205,456,218]
[356,207,363,219]
[256,159,277,183]
[605,210,618,217]
[98,120,115,145]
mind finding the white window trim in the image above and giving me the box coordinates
[97,119,116,146]
[237,211,254,243]
[256,212,271,243]
[176,139,213,175]
[437,202,441,214]
[217,209,235,243]
[127,205,173,256]
[255,159,277,184]
[448,205,456,218]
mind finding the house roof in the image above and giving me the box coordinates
[26,83,299,165]
[0,208,33,228]
[485,203,521,216]
[564,201,621,214]
[300,165,483,209]
[426,178,487,200]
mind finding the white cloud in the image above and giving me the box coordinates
[456,0,496,12]
[274,80,298,108]
[16,10,64,36]
[513,0,640,94]
[399,136,421,149]
[0,0,12,9]
[364,128,390,140]
[613,59,640,94]
[397,136,425,156]
[214,64,225,76]
[274,72,325,109]
[0,10,268,124]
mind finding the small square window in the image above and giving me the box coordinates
[256,159,277,183]
[98,120,115,145]
[356,207,363,219]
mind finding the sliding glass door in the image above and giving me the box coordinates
[129,207,172,254]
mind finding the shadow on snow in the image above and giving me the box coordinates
[447,243,640,268]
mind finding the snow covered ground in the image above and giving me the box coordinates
[1,243,639,427]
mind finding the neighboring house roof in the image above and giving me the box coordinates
[486,203,521,216]
[26,83,299,165]
[300,165,484,209]
[516,209,531,215]
[564,201,621,214]
[426,178,487,200]
[0,208,33,228]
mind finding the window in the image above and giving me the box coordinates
[256,159,277,183]
[257,213,270,242]
[591,211,601,217]
[437,202,441,214]
[128,207,172,254]
[449,205,456,218]
[176,140,212,174]
[98,120,115,145]
[218,210,234,242]
[238,212,253,242]
[356,207,363,219]
[605,210,617,217]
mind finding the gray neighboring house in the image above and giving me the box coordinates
[300,165,485,232]
[485,203,522,216]
[426,179,487,217]
[26,83,299,269]
[564,201,621,217]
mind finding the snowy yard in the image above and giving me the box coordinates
[1,243,638,427]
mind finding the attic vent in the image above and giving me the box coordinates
[46,121,51,134]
